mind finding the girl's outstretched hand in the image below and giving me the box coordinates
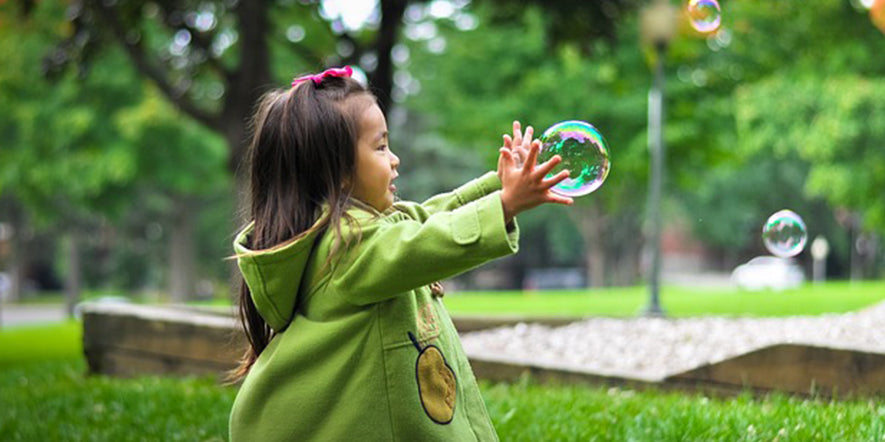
[497,138,573,224]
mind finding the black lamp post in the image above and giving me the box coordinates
[640,0,677,317]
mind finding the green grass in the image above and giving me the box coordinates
[0,360,235,441]
[0,321,82,368]
[3,323,885,441]
[443,280,885,317]
[10,289,138,305]
[2,358,883,441]
[16,280,885,318]
[481,379,885,441]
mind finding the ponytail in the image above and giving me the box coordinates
[226,71,375,383]
[225,281,272,384]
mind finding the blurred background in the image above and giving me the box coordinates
[1,0,884,319]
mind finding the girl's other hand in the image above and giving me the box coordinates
[497,139,573,224]
[501,120,532,169]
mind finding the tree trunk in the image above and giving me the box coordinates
[168,198,195,303]
[573,205,607,287]
[64,233,81,318]
[373,0,409,114]
[7,223,22,303]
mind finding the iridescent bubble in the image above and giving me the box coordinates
[762,210,808,258]
[688,0,722,33]
[537,120,611,197]
[872,0,885,35]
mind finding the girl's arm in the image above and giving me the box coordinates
[393,172,501,222]
[331,191,518,305]
[394,121,532,221]
[330,133,570,306]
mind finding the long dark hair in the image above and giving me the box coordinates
[228,74,375,383]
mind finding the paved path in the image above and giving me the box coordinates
[0,303,67,328]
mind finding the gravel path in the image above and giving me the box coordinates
[460,302,885,382]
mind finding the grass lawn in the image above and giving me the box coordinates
[3,322,885,440]
[442,280,885,317]
[0,321,82,368]
[17,280,885,318]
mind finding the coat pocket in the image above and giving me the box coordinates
[450,205,480,245]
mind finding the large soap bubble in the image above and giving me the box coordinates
[537,120,611,198]
[762,210,808,258]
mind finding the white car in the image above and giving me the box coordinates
[731,256,805,291]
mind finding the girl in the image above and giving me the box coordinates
[228,66,572,441]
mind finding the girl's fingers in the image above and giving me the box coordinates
[523,126,534,148]
[503,134,512,150]
[526,140,540,162]
[499,147,515,168]
[512,121,522,147]
[524,140,540,173]
[542,169,571,187]
[535,154,562,177]
[546,193,575,206]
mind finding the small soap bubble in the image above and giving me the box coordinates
[872,0,885,35]
[762,210,808,258]
[537,120,611,197]
[688,0,722,33]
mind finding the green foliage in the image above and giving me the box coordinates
[0,1,234,291]
[403,6,655,278]
[736,75,885,233]
[0,3,143,223]
[443,280,885,317]
[115,90,228,196]
[407,6,650,213]
[662,0,885,256]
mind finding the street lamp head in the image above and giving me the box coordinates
[640,0,679,49]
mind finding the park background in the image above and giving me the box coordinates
[2,0,885,440]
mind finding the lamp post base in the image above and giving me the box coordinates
[640,303,667,318]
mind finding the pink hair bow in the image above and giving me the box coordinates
[291,65,353,87]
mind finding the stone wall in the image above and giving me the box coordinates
[82,304,243,378]
[81,303,885,397]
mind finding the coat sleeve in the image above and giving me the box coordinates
[393,172,501,223]
[329,191,518,306]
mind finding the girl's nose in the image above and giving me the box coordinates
[389,150,400,169]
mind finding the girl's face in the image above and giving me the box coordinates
[352,102,399,212]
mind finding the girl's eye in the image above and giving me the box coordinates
[377,145,387,151]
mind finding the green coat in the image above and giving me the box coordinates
[229,172,519,441]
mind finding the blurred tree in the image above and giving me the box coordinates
[735,74,885,277]
[405,6,649,286]
[671,0,885,275]
[114,89,230,300]
[0,1,143,311]
[486,0,640,50]
[404,0,885,284]
[0,1,231,304]
[48,0,414,192]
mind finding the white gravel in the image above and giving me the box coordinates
[460,302,885,382]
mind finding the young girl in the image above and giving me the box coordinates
[228,66,572,441]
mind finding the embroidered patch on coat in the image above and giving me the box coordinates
[416,303,440,339]
[408,332,456,424]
